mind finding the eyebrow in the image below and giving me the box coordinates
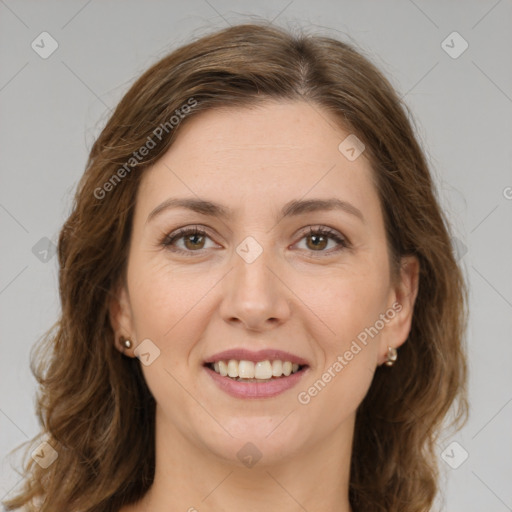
[146,197,365,223]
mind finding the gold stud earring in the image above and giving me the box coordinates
[384,346,398,366]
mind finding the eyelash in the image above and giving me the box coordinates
[161,225,350,258]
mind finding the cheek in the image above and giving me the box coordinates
[127,258,216,351]
[310,359,375,418]
[310,270,389,341]
[295,344,376,434]
[126,256,176,339]
[302,277,389,393]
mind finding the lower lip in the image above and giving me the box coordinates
[204,365,308,399]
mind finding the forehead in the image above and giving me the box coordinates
[137,100,380,223]
[168,100,357,161]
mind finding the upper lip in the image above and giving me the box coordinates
[204,348,309,366]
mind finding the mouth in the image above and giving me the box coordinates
[203,349,310,399]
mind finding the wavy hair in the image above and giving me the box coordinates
[3,22,468,512]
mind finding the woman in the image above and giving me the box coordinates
[3,22,468,512]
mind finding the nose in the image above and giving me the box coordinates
[219,237,292,332]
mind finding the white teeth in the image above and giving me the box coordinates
[227,359,238,378]
[209,359,303,379]
[218,360,228,377]
[238,360,255,379]
[254,360,273,379]
[272,360,282,377]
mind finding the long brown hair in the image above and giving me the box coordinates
[3,22,468,512]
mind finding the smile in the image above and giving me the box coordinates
[203,352,309,398]
[208,359,303,381]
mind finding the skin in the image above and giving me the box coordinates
[112,100,419,512]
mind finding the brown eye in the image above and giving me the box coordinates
[296,227,349,254]
[162,226,215,256]
[183,232,206,250]
[305,232,329,251]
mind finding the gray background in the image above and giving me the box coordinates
[1,1,511,510]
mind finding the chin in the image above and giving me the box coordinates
[195,414,310,468]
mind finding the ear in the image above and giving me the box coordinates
[109,279,135,355]
[378,255,420,365]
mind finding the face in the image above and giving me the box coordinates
[111,100,419,467]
